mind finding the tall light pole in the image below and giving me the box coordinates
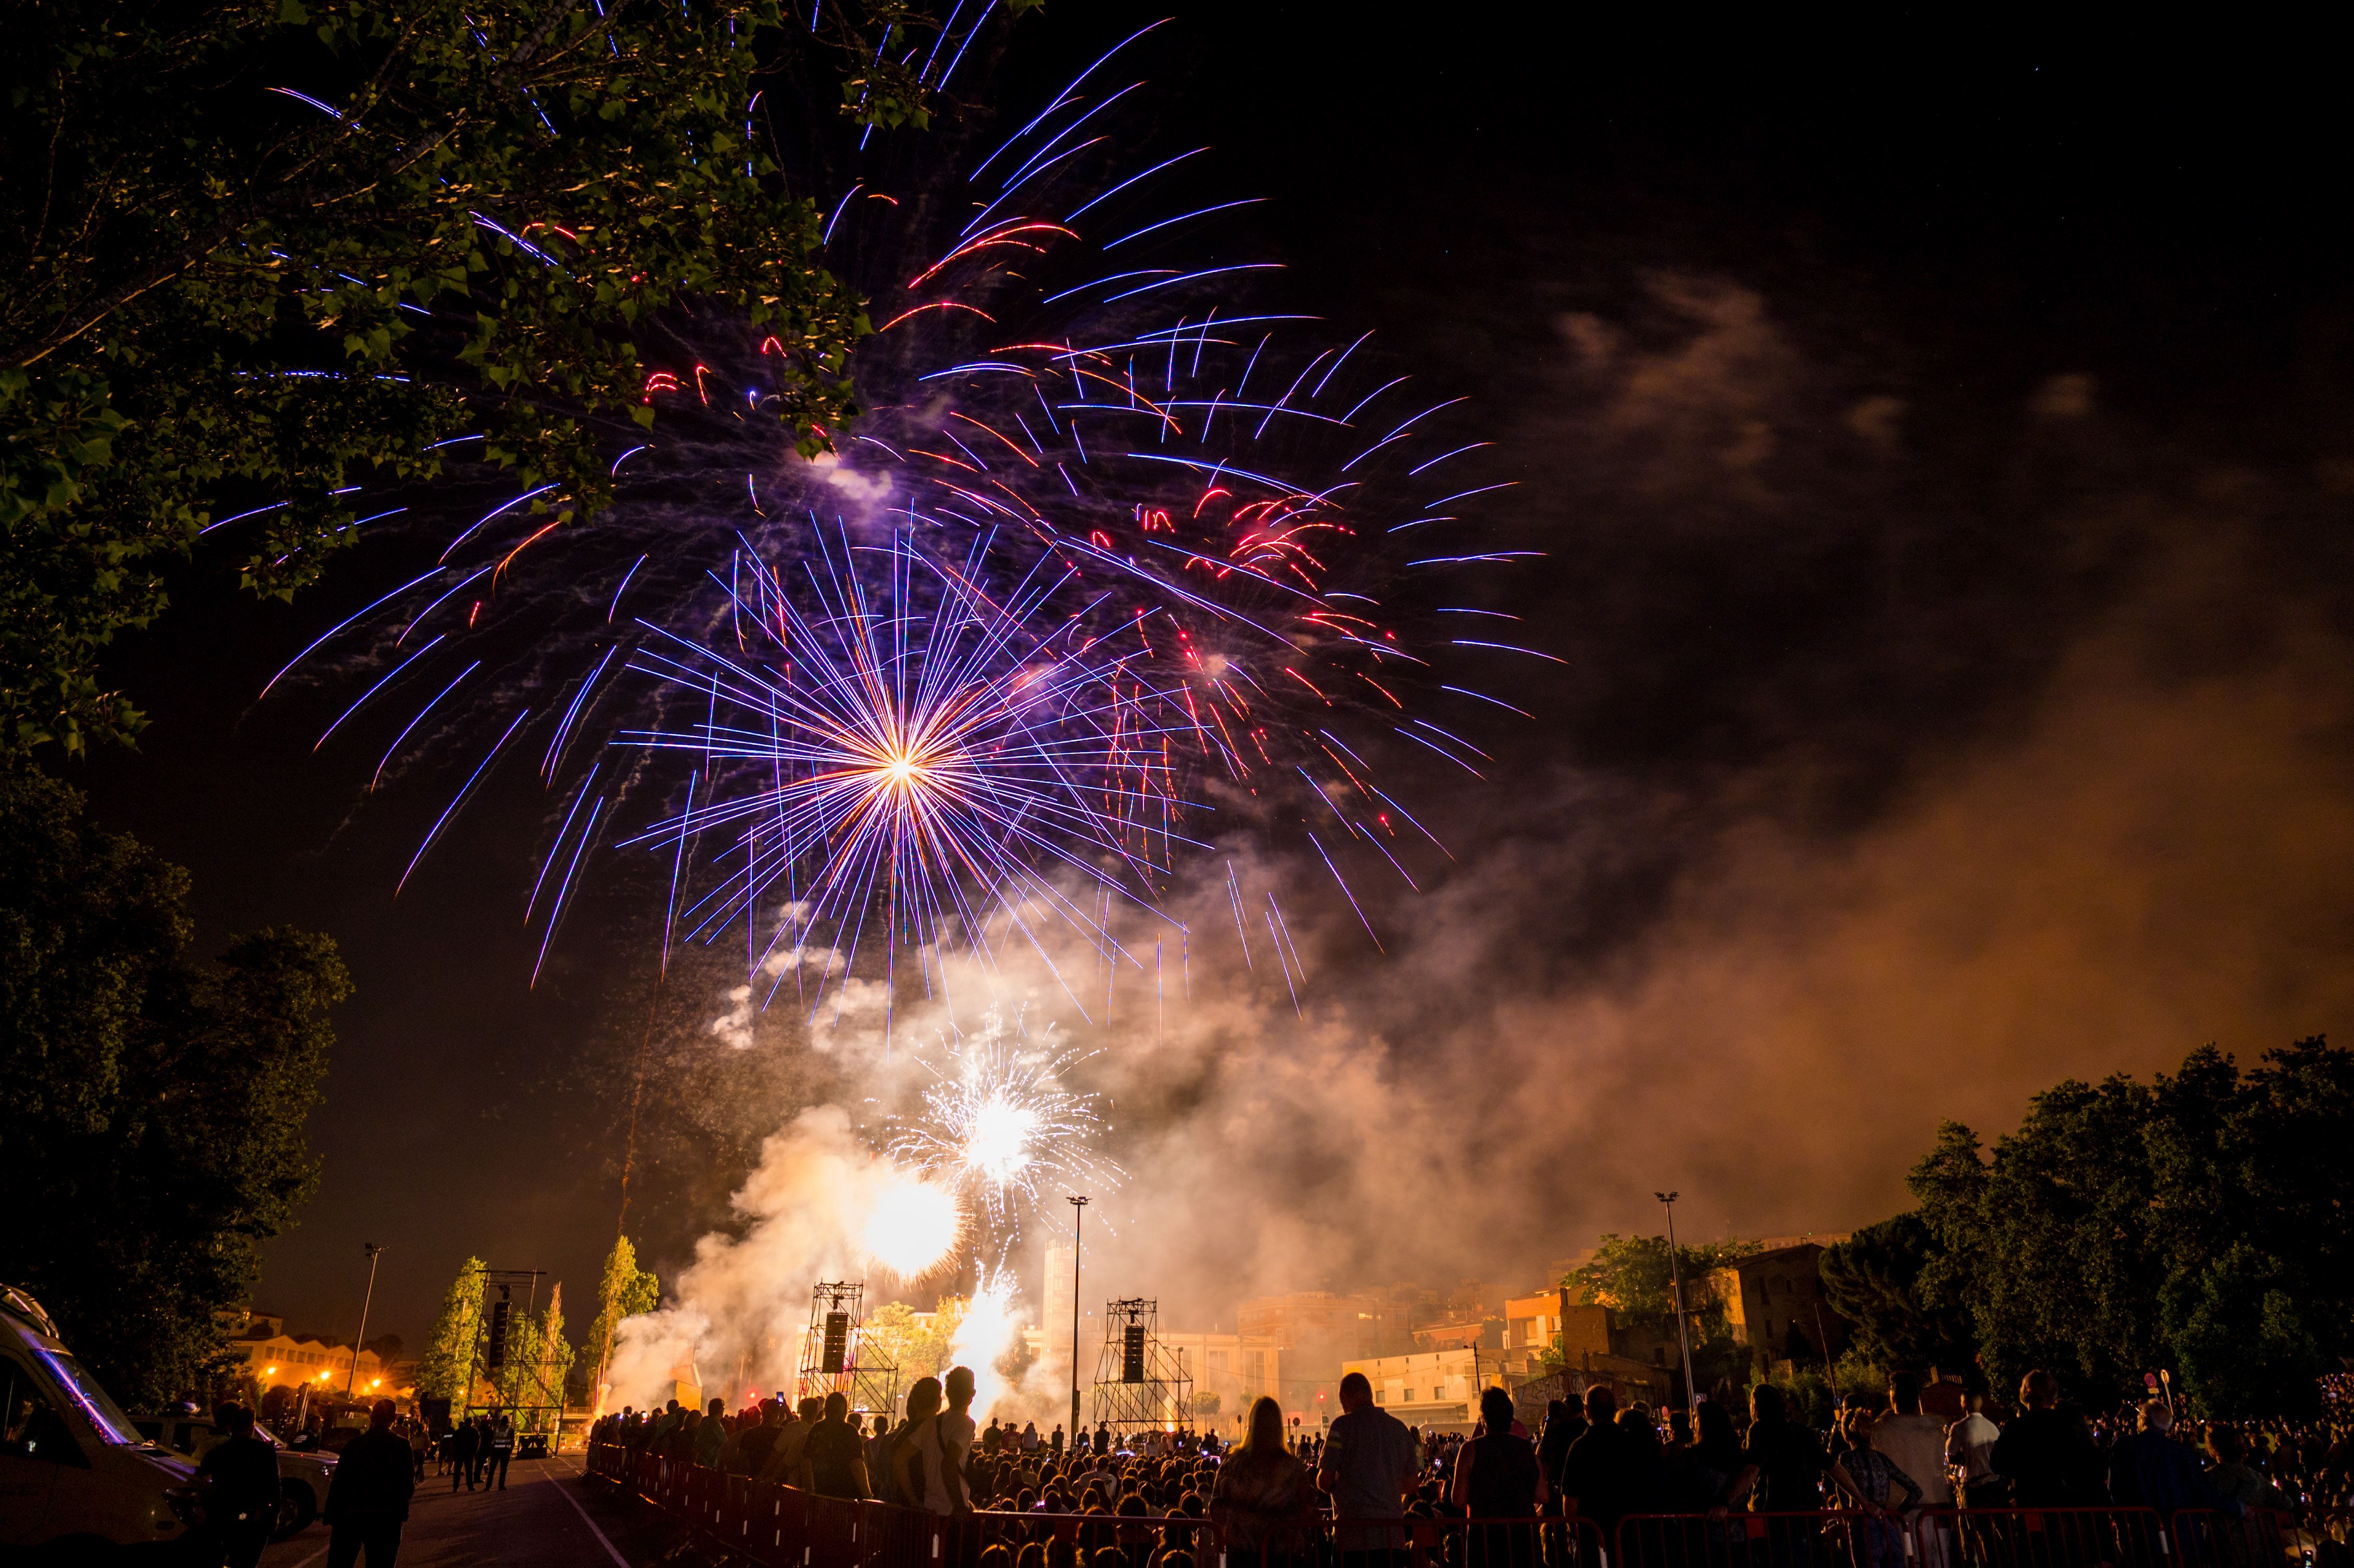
[1656,1193,1698,1412]
[1067,1196,1088,1445]
[346,1243,385,1400]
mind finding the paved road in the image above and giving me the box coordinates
[256,1455,688,1567]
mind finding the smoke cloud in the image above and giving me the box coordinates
[616,259,2354,1370]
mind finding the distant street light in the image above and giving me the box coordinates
[1067,1196,1089,1443]
[1657,1192,1698,1411]
[346,1243,385,1399]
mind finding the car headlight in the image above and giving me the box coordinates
[162,1485,206,1526]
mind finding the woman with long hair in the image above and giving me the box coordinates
[1209,1397,1318,1568]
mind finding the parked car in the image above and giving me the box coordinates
[1,1284,205,1554]
[128,1409,337,1537]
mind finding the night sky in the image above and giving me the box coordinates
[64,19,2354,1354]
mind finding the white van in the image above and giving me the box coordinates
[1,1284,202,1555]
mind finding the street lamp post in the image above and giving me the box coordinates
[1656,1193,1698,1411]
[1067,1196,1088,1445]
[346,1243,385,1400]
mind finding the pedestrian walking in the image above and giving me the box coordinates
[324,1399,416,1568]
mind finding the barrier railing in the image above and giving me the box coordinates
[586,1446,2298,1568]
[1907,1507,2165,1568]
[590,1444,1619,1568]
[2167,1509,2292,1568]
[1620,1510,1895,1568]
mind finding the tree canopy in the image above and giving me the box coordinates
[415,1255,489,1405]
[1817,1212,1978,1374]
[0,0,1021,751]
[584,1233,660,1392]
[0,767,346,1404]
[1569,1232,1762,1341]
[1896,1037,2354,1416]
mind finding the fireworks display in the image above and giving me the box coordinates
[618,526,1192,1025]
[256,12,1527,1017]
[885,1007,1120,1236]
[856,1165,966,1280]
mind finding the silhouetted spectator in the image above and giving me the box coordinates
[803,1390,873,1498]
[884,1377,945,1507]
[1992,1372,2098,1507]
[1828,1412,1923,1568]
[1536,1400,1584,1504]
[1211,1396,1318,1564]
[1875,1374,1952,1508]
[2108,1400,2230,1514]
[449,1417,480,1492]
[1453,1387,1546,1568]
[481,1411,515,1490]
[1559,1387,1647,1536]
[1946,1393,2004,1507]
[1319,1370,1420,1554]
[1722,1382,1825,1513]
[197,1403,281,1568]
[324,1399,415,1568]
[697,1397,727,1468]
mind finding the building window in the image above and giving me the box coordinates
[1404,1390,1416,1403]
[1375,1390,1386,1404]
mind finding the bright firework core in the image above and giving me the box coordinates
[960,1092,1040,1187]
[888,1007,1120,1239]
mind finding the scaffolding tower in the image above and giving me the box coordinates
[1089,1298,1193,1433]
[795,1282,901,1418]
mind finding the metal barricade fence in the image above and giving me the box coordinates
[585,1449,2279,1568]
[1617,1510,1886,1568]
[588,1447,1613,1568]
[1906,1507,2168,1568]
[2160,1509,2294,1568]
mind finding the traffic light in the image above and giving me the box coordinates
[822,1311,850,1375]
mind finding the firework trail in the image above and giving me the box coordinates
[253,12,1537,1014]
[884,1005,1120,1239]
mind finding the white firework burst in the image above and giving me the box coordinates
[888,1007,1121,1233]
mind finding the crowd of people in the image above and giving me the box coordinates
[591,1363,2336,1568]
